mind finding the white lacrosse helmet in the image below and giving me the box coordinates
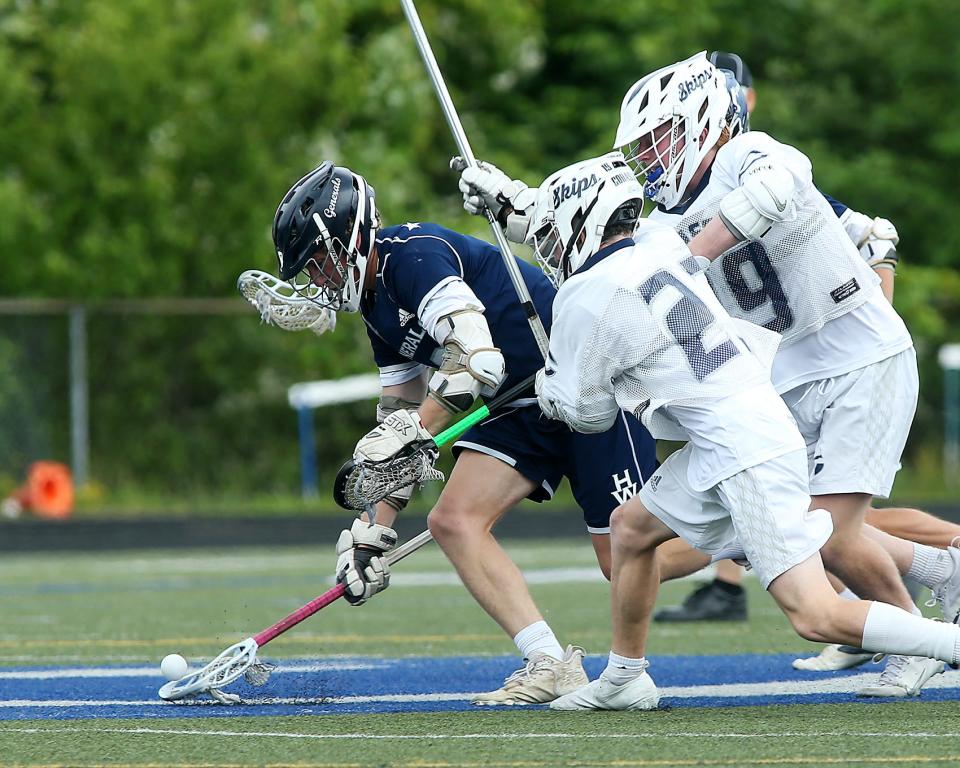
[525,151,643,288]
[615,52,730,210]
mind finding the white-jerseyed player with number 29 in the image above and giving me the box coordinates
[522,152,960,709]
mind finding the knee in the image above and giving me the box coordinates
[427,500,474,543]
[787,612,832,643]
[781,598,842,643]
[610,504,660,553]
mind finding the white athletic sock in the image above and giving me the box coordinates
[513,621,564,661]
[604,651,648,685]
[906,543,954,588]
[838,587,859,601]
[861,601,960,664]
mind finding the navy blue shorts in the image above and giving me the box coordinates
[453,405,658,532]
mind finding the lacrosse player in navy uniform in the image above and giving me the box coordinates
[270,161,657,705]
[517,152,960,710]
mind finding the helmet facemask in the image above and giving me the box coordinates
[288,208,369,313]
[621,117,689,206]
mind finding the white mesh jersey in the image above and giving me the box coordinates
[541,221,804,490]
[649,132,882,350]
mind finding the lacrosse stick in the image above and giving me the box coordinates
[237,269,337,336]
[399,0,550,361]
[157,528,434,704]
[334,373,537,512]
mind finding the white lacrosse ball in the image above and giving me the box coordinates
[160,653,189,681]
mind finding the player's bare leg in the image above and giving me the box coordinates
[551,495,666,710]
[609,501,676,658]
[654,538,710,581]
[814,492,915,611]
[591,533,612,580]
[429,449,588,705]
[768,553,959,671]
[427,449,542,636]
[867,506,960,549]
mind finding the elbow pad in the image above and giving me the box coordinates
[428,309,506,414]
[719,164,797,241]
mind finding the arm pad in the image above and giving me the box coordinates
[427,309,506,414]
[718,163,797,241]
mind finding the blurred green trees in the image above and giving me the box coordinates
[0,0,957,504]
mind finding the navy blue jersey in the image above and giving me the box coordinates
[361,222,555,394]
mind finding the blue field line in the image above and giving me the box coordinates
[1,653,959,720]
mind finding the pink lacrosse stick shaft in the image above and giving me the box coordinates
[251,529,433,647]
[254,583,346,646]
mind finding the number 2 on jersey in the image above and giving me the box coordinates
[639,270,740,382]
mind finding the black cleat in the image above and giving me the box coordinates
[654,580,747,622]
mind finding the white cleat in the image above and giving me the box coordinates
[930,547,960,623]
[792,644,875,671]
[856,654,945,698]
[472,645,588,706]
[549,670,660,711]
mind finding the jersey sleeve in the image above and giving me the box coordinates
[539,283,625,433]
[717,131,814,188]
[381,234,466,318]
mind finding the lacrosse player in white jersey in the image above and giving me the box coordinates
[458,52,960,697]
[522,152,960,710]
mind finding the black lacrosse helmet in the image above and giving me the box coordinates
[272,162,379,313]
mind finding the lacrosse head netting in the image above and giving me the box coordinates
[158,637,273,703]
[237,269,337,336]
[334,447,444,512]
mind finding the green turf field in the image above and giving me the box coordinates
[2,538,959,767]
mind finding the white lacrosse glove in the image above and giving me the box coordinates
[839,210,900,270]
[353,409,434,464]
[451,156,535,243]
[535,367,561,421]
[860,216,899,270]
[335,518,397,605]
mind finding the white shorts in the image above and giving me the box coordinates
[780,348,918,498]
[639,446,833,588]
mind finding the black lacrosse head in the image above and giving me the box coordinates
[333,458,357,510]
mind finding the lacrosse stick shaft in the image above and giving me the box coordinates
[430,372,537,448]
[400,0,550,361]
[252,529,434,646]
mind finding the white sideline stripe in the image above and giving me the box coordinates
[0,726,955,740]
[0,660,377,680]
[392,567,607,587]
[3,669,959,708]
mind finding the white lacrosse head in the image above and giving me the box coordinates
[237,269,337,336]
[615,52,729,210]
[158,637,258,703]
[525,151,643,288]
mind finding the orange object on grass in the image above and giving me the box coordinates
[13,461,74,519]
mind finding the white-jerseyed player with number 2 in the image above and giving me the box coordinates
[522,152,960,709]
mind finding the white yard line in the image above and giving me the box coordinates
[0,726,955,740]
[2,669,958,707]
[0,660,379,680]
